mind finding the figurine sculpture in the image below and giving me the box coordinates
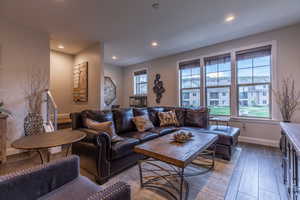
[153,74,165,104]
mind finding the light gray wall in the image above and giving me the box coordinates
[0,19,49,147]
[50,50,74,114]
[73,43,105,111]
[50,44,107,115]
[104,64,124,109]
[122,23,300,145]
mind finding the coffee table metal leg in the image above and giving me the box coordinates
[179,168,184,200]
[138,160,144,187]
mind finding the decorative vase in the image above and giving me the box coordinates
[24,113,43,136]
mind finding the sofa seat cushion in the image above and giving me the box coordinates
[38,176,101,200]
[151,126,179,136]
[181,125,240,146]
[122,131,159,142]
[111,137,140,160]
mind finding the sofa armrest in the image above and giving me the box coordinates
[72,128,112,183]
[0,156,80,200]
[70,112,84,129]
[79,128,112,148]
[87,182,130,200]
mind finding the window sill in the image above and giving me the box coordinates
[230,116,279,125]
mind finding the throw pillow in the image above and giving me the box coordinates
[85,118,123,142]
[158,110,180,127]
[132,115,154,132]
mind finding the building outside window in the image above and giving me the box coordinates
[204,54,231,115]
[237,45,272,118]
[179,59,201,109]
[134,70,147,95]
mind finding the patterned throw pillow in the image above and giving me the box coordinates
[158,110,180,127]
[132,115,154,132]
[85,118,123,143]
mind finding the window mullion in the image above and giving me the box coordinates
[200,60,205,107]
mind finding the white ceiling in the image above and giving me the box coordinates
[1,0,300,66]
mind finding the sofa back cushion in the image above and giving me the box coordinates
[133,108,149,117]
[147,107,165,127]
[81,110,114,126]
[113,108,136,133]
[185,107,209,128]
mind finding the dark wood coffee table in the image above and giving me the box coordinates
[12,130,86,164]
[134,131,218,200]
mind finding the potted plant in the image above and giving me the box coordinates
[273,77,300,122]
[0,101,12,116]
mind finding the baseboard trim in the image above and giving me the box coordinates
[239,136,279,148]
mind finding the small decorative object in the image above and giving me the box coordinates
[0,101,12,116]
[172,131,193,143]
[129,96,147,107]
[153,74,165,104]
[104,76,117,106]
[273,77,300,122]
[73,62,88,102]
[24,67,47,136]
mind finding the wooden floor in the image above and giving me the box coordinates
[225,143,288,200]
[0,143,288,200]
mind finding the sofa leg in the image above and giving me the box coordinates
[96,176,109,185]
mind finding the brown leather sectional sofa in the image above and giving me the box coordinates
[71,106,240,184]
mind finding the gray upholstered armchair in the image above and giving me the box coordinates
[0,155,130,200]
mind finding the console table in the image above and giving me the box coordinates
[280,122,300,200]
[0,114,7,163]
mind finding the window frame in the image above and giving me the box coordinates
[177,41,276,119]
[179,61,201,108]
[236,46,273,119]
[133,69,148,96]
[204,54,232,116]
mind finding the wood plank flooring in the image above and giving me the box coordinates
[225,143,288,200]
[0,143,289,200]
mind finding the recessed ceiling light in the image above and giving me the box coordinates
[58,45,64,49]
[151,41,159,47]
[112,56,118,60]
[225,15,235,22]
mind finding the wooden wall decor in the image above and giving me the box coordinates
[104,76,117,106]
[73,62,88,102]
[0,114,7,163]
[153,74,165,104]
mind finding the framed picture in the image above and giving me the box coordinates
[104,76,117,106]
[73,62,88,102]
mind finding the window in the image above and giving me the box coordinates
[134,70,147,95]
[179,59,201,109]
[237,45,272,118]
[205,54,231,116]
[178,43,274,119]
